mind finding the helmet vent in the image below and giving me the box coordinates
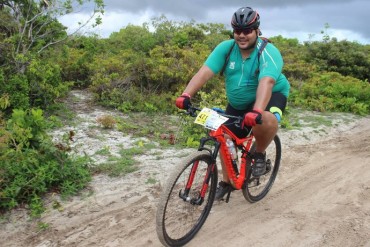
[231,7,260,30]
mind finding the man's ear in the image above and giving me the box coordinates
[257,29,262,36]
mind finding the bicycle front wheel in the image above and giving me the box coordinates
[156,151,217,247]
[242,135,281,203]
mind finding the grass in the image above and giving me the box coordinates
[95,146,111,156]
[115,112,182,147]
[37,221,50,231]
[146,177,157,184]
[91,147,146,177]
[47,103,76,128]
[94,156,137,177]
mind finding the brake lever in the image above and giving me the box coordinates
[186,107,197,117]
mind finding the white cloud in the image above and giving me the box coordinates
[59,10,370,44]
[95,10,154,37]
[264,29,370,44]
[59,10,153,37]
[327,29,370,44]
[58,13,97,36]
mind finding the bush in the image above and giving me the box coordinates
[27,58,72,109]
[290,72,370,115]
[0,71,30,113]
[0,109,91,215]
[96,114,116,129]
[0,58,72,116]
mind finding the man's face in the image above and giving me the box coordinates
[233,28,258,50]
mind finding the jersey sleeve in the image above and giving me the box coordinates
[258,43,284,81]
[204,40,235,74]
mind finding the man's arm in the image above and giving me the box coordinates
[253,76,275,111]
[182,65,215,97]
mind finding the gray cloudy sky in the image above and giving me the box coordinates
[60,0,369,44]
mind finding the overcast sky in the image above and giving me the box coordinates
[59,0,370,44]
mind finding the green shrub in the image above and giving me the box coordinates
[0,109,91,215]
[290,72,370,115]
[0,72,30,112]
[27,58,72,109]
[0,58,72,116]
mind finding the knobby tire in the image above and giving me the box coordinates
[156,151,217,247]
[242,135,281,202]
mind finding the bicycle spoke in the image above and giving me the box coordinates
[164,161,209,238]
[156,152,217,246]
[242,135,281,202]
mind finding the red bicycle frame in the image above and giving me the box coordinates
[209,125,254,190]
[180,119,255,204]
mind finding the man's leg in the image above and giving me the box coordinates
[215,154,234,200]
[252,111,278,153]
[251,102,281,176]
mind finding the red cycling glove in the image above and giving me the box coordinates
[242,108,263,127]
[175,93,191,110]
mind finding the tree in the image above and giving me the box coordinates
[108,24,156,54]
[0,0,104,73]
[0,0,104,112]
[304,39,370,82]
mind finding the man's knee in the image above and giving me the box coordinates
[261,111,278,128]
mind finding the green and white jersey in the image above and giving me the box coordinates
[204,38,290,110]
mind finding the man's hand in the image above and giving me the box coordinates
[242,108,263,127]
[175,93,191,110]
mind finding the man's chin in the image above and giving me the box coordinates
[237,40,257,51]
[237,41,247,47]
[238,43,253,50]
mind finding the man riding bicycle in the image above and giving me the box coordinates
[176,7,290,200]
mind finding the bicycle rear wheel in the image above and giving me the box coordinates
[156,151,217,247]
[242,135,281,203]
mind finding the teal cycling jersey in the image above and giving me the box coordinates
[204,38,290,110]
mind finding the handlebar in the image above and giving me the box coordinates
[185,106,241,119]
[185,106,200,117]
[184,105,262,127]
[185,106,245,128]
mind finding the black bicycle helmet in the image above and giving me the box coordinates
[231,7,260,30]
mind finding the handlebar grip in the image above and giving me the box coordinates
[240,114,262,130]
[256,115,263,125]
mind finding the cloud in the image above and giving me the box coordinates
[59,0,370,44]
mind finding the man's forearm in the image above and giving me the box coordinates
[254,77,275,110]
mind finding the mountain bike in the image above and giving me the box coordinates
[156,106,281,247]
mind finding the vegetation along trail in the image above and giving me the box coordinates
[1,90,369,247]
[1,2,369,246]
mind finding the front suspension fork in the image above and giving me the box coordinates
[179,161,216,205]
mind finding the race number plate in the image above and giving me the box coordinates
[194,108,229,130]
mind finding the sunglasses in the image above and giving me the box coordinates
[233,28,255,35]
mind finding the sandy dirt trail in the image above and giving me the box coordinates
[188,118,370,247]
[1,90,369,247]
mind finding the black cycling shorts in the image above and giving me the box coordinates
[224,92,287,138]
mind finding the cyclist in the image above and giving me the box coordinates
[176,7,290,200]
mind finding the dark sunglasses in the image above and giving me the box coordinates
[233,28,255,35]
